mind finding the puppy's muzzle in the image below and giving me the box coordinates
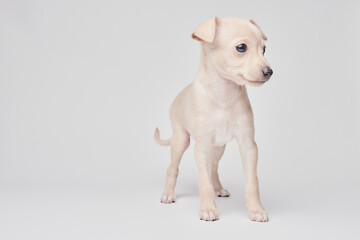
[262,67,273,80]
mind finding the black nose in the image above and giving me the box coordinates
[262,67,273,79]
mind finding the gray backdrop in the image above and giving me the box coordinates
[0,0,359,239]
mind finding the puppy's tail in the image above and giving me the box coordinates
[154,127,171,146]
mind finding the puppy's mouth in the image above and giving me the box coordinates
[246,79,267,85]
[239,74,267,86]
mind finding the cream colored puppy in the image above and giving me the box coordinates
[155,17,273,222]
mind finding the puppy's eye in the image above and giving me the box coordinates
[263,46,266,54]
[236,44,247,52]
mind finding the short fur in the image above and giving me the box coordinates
[155,17,272,222]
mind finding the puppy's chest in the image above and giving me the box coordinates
[211,110,236,146]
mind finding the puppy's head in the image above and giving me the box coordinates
[192,17,273,86]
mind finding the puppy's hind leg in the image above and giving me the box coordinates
[161,129,190,203]
[211,146,230,197]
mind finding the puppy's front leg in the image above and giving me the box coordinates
[236,131,268,222]
[194,141,218,221]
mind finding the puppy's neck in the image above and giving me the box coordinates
[196,49,244,107]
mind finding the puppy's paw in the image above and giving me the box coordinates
[215,188,230,197]
[160,194,176,204]
[199,209,219,221]
[248,207,268,222]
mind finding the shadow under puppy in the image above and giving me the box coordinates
[155,17,273,222]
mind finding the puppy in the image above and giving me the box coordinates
[155,17,273,222]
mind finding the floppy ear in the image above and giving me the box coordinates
[191,17,218,43]
[249,19,267,40]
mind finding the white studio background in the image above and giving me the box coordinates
[0,0,359,239]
